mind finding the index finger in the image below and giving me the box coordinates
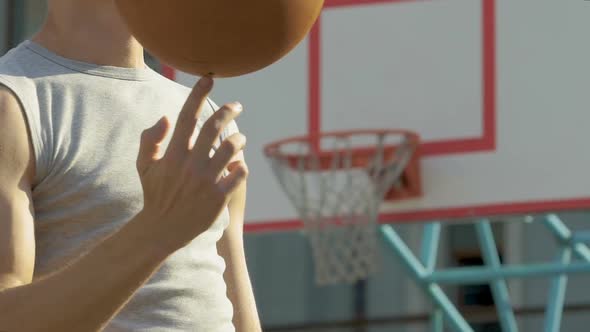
[165,76,213,157]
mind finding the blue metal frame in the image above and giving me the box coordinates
[543,247,571,332]
[419,223,444,331]
[430,308,443,332]
[475,220,518,332]
[379,214,590,332]
[381,225,474,332]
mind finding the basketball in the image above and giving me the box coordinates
[115,0,324,77]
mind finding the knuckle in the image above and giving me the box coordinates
[223,141,240,155]
[179,105,194,120]
[206,183,225,201]
[190,165,207,179]
[213,119,224,132]
[166,149,184,163]
[198,177,213,190]
[228,133,245,147]
[214,184,226,197]
[241,163,250,177]
[235,167,248,180]
[203,119,223,137]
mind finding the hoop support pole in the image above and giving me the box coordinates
[475,219,518,332]
[544,214,590,261]
[380,224,473,332]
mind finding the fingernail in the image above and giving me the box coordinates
[232,102,243,112]
[155,116,166,126]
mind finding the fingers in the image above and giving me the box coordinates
[192,102,242,163]
[218,160,249,194]
[209,133,246,177]
[166,76,213,157]
[137,116,171,173]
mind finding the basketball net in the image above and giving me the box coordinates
[265,130,418,285]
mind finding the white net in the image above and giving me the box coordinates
[266,131,416,285]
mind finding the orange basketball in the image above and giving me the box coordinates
[115,0,324,77]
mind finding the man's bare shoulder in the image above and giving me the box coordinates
[0,85,35,183]
[0,85,21,108]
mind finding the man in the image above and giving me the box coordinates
[0,0,261,331]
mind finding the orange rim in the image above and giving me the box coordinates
[264,129,420,170]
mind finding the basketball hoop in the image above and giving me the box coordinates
[264,130,420,285]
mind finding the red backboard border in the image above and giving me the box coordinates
[309,0,496,156]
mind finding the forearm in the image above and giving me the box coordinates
[0,211,170,332]
[219,227,261,332]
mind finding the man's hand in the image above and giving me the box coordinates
[136,76,248,252]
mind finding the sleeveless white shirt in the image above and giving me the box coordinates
[0,40,236,331]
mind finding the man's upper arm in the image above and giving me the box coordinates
[0,86,36,289]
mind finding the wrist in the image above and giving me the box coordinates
[122,210,177,260]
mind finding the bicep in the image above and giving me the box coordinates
[0,87,36,289]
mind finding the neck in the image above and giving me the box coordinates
[33,1,145,68]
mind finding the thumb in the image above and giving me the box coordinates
[137,116,171,173]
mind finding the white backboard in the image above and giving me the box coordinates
[170,0,590,232]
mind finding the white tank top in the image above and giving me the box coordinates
[0,40,236,331]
